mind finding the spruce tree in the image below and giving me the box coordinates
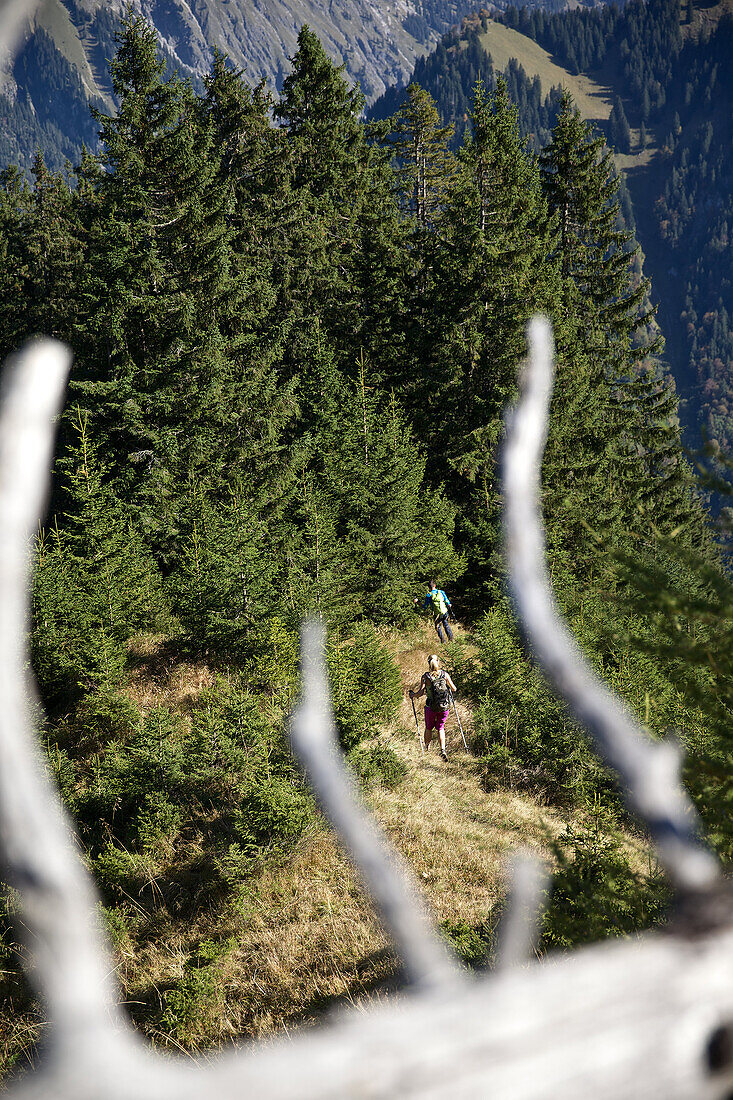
[379,83,457,400]
[0,158,81,353]
[318,351,462,622]
[417,78,557,602]
[539,91,658,360]
[32,408,162,704]
[436,78,555,453]
[273,24,367,331]
[0,166,33,355]
[166,475,290,648]
[387,83,456,231]
[73,14,289,566]
[609,96,632,154]
[273,26,408,377]
[202,52,280,326]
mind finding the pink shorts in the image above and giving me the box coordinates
[425,705,449,734]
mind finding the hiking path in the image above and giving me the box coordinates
[367,621,568,933]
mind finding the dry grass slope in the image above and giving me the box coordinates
[103,623,573,1053]
[472,20,658,174]
[476,19,612,122]
[2,621,657,1073]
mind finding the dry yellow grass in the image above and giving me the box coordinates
[125,634,218,713]
[470,19,659,174]
[111,825,396,1052]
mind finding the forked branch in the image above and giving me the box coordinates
[502,316,718,895]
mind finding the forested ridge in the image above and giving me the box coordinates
[2,11,733,1072]
[370,0,733,456]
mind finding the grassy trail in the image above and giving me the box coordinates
[165,621,570,1047]
[367,622,566,937]
[0,624,571,1071]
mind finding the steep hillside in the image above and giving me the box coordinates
[475,18,611,122]
[371,0,733,451]
[27,0,454,104]
[0,622,599,1067]
[372,13,624,158]
[0,0,483,172]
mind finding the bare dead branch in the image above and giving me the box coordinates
[496,851,548,971]
[289,621,464,993]
[0,340,135,1052]
[501,315,718,895]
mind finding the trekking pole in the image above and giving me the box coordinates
[449,689,468,751]
[410,693,425,754]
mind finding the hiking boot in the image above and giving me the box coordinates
[440,748,448,762]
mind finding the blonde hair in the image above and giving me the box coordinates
[428,654,440,674]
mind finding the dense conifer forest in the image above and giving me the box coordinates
[2,10,733,1071]
[371,0,733,457]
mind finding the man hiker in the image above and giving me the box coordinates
[410,654,457,761]
[415,579,454,643]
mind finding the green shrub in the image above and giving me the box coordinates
[541,801,670,950]
[469,594,709,813]
[440,917,494,968]
[241,617,300,701]
[238,773,314,849]
[327,624,402,749]
[470,603,611,805]
[135,794,183,856]
[157,960,227,1044]
[93,845,143,894]
[348,742,407,790]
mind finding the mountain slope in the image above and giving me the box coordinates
[43,0,445,104]
[0,0,482,173]
[475,18,611,122]
[371,0,733,452]
[1,623,576,1064]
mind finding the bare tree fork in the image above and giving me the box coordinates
[502,315,719,896]
[0,0,42,60]
[496,851,549,971]
[290,620,464,992]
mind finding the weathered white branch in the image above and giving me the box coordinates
[0,341,142,1062]
[15,924,733,1099]
[289,621,464,992]
[496,851,548,971]
[502,316,718,894]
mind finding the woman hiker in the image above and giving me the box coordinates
[410,654,457,761]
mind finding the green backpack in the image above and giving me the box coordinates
[429,589,448,617]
